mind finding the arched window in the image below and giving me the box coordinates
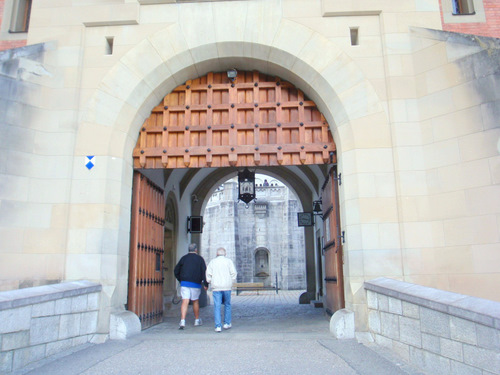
[254,249,270,277]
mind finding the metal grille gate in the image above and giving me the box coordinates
[128,172,165,329]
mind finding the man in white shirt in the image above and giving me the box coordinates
[206,247,237,332]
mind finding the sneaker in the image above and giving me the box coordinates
[215,326,222,332]
[194,319,202,326]
[179,319,185,330]
[223,323,232,330]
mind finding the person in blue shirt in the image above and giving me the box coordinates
[174,243,208,329]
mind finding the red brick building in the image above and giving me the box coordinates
[440,0,500,38]
[440,0,499,37]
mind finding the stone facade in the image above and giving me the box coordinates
[365,278,500,375]
[0,0,498,340]
[0,281,102,373]
[201,178,306,290]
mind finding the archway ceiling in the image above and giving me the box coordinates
[138,163,327,209]
[188,165,321,215]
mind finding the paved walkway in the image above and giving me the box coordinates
[12,291,425,375]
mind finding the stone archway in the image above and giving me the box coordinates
[188,166,319,302]
[129,69,341,315]
[76,4,395,331]
[79,16,388,161]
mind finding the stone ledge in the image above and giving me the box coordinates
[364,278,500,329]
[0,281,102,311]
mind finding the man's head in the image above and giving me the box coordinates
[216,247,226,256]
[188,243,197,253]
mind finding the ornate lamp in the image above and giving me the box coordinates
[238,168,255,205]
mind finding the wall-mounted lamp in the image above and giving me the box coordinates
[313,199,323,220]
[297,198,323,227]
[238,167,255,207]
[187,216,203,233]
[313,199,322,215]
[227,68,238,82]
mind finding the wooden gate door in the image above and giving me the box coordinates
[128,171,165,329]
[321,167,345,315]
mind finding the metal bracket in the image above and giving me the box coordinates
[334,172,342,186]
[339,230,345,244]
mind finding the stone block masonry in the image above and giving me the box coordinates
[0,281,102,373]
[202,181,306,290]
[365,278,500,375]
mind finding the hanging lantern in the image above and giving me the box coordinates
[238,168,255,205]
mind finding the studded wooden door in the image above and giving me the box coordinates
[133,71,336,169]
[131,70,342,316]
[321,166,345,315]
[128,172,165,329]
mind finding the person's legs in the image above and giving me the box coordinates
[180,286,192,322]
[180,299,190,320]
[192,299,200,319]
[180,286,201,321]
[189,287,202,324]
[179,298,189,329]
[222,290,231,326]
[212,291,222,328]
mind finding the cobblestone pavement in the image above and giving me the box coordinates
[12,291,425,375]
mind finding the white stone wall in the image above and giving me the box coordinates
[0,281,102,373]
[398,29,500,298]
[0,43,74,291]
[365,278,500,375]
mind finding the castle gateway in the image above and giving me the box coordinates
[0,0,499,347]
[128,70,343,328]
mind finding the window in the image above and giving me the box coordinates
[9,0,32,33]
[350,27,359,46]
[442,0,485,24]
[452,0,475,15]
[106,37,114,55]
